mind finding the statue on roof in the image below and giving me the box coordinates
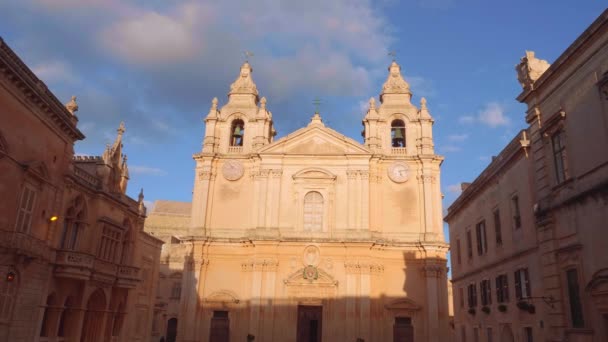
[516,51,550,89]
[65,95,79,115]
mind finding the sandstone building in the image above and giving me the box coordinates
[0,38,162,342]
[146,59,450,342]
[446,9,608,342]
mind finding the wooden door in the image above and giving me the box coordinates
[297,305,322,342]
[209,311,229,342]
[393,317,414,342]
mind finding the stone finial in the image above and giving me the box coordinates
[138,188,146,215]
[419,97,431,119]
[211,97,218,110]
[229,62,259,96]
[65,95,78,115]
[260,97,267,109]
[308,112,324,127]
[369,97,376,110]
[516,51,550,89]
[380,60,411,103]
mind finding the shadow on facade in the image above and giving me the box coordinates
[151,250,450,342]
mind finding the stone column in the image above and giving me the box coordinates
[359,263,371,341]
[423,263,442,342]
[360,171,370,230]
[262,259,278,340]
[249,260,264,338]
[257,170,269,228]
[344,262,358,341]
[179,255,204,342]
[267,170,282,229]
[346,170,357,229]
[190,162,213,236]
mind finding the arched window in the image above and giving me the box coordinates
[120,220,134,265]
[230,119,245,146]
[391,120,406,147]
[303,191,324,232]
[39,293,57,338]
[60,196,86,250]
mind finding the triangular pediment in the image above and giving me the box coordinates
[258,124,371,155]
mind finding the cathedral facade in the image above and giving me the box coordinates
[147,60,449,342]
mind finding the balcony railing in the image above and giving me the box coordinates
[0,228,53,261]
[54,250,94,280]
[391,147,407,155]
[116,265,141,288]
[227,146,243,154]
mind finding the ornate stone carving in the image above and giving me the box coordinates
[198,170,213,180]
[359,170,370,180]
[516,51,550,89]
[229,62,258,96]
[421,264,445,278]
[65,95,78,115]
[222,160,244,181]
[303,245,320,266]
[270,169,283,178]
[380,61,411,101]
[346,170,358,179]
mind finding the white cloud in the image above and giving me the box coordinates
[446,184,462,195]
[447,134,468,142]
[407,75,436,97]
[129,165,167,176]
[32,61,77,83]
[99,4,207,65]
[458,102,510,127]
[458,116,475,124]
[478,102,509,127]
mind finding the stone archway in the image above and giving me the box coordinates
[80,289,107,342]
[500,324,514,342]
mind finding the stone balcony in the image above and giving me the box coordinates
[391,147,407,155]
[0,228,54,262]
[116,265,141,288]
[54,250,140,287]
[54,250,94,280]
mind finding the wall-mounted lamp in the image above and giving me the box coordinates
[49,215,58,222]
[6,271,16,282]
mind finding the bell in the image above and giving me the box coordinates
[393,128,404,139]
[233,126,243,137]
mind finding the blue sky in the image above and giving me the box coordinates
[1,1,605,222]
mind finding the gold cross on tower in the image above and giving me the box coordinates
[312,98,322,114]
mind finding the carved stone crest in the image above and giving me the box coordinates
[516,51,550,89]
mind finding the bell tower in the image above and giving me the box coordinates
[362,60,435,156]
[201,62,276,155]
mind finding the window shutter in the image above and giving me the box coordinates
[515,270,522,300]
[476,224,482,255]
[524,268,531,298]
[495,277,502,302]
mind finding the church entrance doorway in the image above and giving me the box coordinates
[297,305,322,342]
[209,310,229,342]
[166,318,177,342]
[393,317,414,342]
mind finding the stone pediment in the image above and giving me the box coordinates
[283,267,338,287]
[385,298,422,311]
[258,125,371,155]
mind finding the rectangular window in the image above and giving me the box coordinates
[456,239,462,265]
[524,327,533,342]
[15,184,37,233]
[476,220,488,255]
[170,282,181,299]
[496,274,509,303]
[473,327,479,342]
[552,130,568,184]
[515,268,531,300]
[467,283,477,308]
[481,279,492,306]
[459,287,464,308]
[512,195,521,229]
[487,327,493,342]
[98,225,123,262]
[493,209,502,245]
[466,230,473,259]
[566,269,585,328]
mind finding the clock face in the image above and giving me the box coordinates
[388,162,410,183]
[222,160,244,181]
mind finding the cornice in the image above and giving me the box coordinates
[0,37,84,141]
[444,130,528,222]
